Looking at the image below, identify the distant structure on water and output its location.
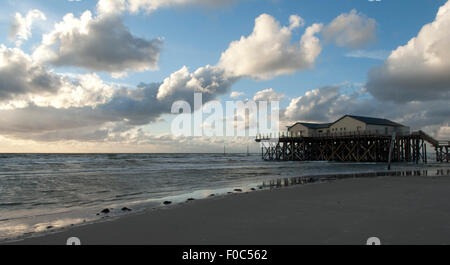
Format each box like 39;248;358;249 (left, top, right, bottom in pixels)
256;115;449;164
287;115;410;137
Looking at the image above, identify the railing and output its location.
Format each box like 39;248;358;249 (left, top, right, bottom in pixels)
439;141;450;146
413;130;450;147
256;130;408;140
413;130;439;146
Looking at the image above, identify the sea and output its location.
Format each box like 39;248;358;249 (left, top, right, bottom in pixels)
0;153;447;241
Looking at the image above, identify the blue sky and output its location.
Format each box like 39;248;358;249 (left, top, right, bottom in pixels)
2;0;443;93
0;0;449;152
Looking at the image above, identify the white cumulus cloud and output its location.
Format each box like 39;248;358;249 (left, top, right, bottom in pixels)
218;14;323;80
156;65;236;103
253;88;284;102
323;9;376;49
33;11;162;77
0;13;325;143
366;0;450;102
289;14;305;30
230;91;245;98
9;10;46;47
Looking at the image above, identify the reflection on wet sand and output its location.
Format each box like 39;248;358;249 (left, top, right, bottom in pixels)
261;168;450;189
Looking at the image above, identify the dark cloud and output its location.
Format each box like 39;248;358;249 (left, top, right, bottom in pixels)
0;68;235;141
0;46;62;100
366;63;450;103
0;13;323;143
97;0;238;15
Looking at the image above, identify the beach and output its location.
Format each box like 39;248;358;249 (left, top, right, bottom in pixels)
2;153;436;241
6;173;450;245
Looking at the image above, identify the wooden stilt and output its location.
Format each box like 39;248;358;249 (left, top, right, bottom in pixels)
257;131;449;164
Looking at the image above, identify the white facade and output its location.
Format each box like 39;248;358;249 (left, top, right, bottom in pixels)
288;123;314;137
288;115;410;137
329;116;365;134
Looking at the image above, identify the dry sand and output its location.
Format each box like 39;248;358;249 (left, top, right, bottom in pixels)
5;175;450;245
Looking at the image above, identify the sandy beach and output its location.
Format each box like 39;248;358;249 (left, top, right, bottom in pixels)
4;173;450;245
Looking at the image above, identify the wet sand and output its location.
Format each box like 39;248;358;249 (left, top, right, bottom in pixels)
5;174;450;245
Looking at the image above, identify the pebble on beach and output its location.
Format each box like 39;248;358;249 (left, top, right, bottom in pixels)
187;198;195;202
122;207;132;212
46;226;53;230
234;189;243;192
163;201;172;205
101;208;110;214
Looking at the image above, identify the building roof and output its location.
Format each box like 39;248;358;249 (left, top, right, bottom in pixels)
288;115;406;130
341;115;406;127
288;122;332;129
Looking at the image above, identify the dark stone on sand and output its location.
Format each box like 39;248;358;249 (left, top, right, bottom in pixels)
187;198;195;202
209;194;215;197
251;188;256;191
234;189;243;192
101;208;110;214
46;226;53;230
163;201;172;205
122;207;132;212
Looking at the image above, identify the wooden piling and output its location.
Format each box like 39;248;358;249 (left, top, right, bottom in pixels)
257;131;449;163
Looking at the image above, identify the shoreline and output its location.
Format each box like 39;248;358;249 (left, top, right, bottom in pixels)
1;160;447;242
0;167;442;242
4;167;450;245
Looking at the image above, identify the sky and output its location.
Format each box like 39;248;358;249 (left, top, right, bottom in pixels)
0;0;449;153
